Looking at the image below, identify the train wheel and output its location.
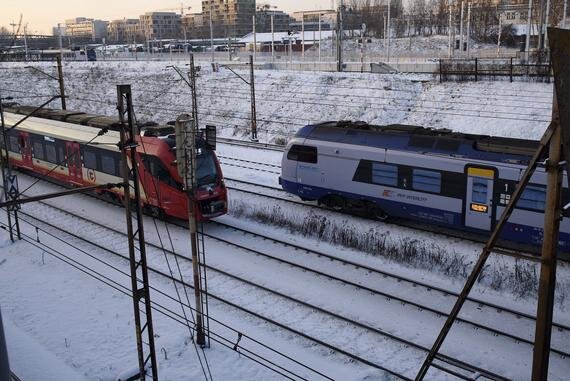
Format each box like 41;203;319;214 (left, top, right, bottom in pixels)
322;195;346;211
148;205;165;219
372;207;389;221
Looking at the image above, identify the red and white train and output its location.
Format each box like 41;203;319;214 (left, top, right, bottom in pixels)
2;106;227;221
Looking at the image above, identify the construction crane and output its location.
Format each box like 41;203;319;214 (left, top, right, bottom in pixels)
156;2;192;15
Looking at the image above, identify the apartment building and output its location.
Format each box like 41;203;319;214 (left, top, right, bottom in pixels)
107;19;139;43
65;17;108;40
202;0;255;38
138;12;182;40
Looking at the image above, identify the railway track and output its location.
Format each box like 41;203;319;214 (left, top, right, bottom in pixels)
7;177;569;380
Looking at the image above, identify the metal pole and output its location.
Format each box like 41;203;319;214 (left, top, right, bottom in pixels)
319;13;322;62
302;13;305;60
538;0;545;50
387;0;391;62
271;14;274;62
117;84;159;381
497;14;502;57
460;2;464;55
526;0;533;62
448;5;452;58
58;23;63;57
189;56;206;346
249;55;257;141
23;26;28;61
0;93;15;242
544;0;551;48
337;0;343;72
562;0;568;28
253;14;256;61
531;88;562;381
467;2;471;58
56;55;66;110
0;308;11;381
210;10;214;63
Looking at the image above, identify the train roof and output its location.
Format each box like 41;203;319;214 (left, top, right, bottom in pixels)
296;121;542;164
4;112;121;150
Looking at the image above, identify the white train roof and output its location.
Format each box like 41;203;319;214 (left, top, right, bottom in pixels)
4;112;121;151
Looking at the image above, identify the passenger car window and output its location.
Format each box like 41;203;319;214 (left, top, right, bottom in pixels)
45;143;57;164
412;169;441;193
101;155;116;176
83;150;97;169
287;145;318;164
33;141;45;160
517;185;546;211
372;163;398;186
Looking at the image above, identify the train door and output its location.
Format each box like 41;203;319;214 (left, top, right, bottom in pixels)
465;166;495;231
66;142;82;182
19;132;32;167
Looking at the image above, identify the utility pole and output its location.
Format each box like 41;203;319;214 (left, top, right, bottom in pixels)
56;54;66;110
448;4;452;58
562;0;568;28
0;93;21;242
116;84;159;381
58;23;63;57
23;25;28;61
531;88;561;381
460;2;464;55
467;3;471;58
209;9;214;63
337;0;344;72
271;13;275;62
526;0;533;62
538;0;545;50
249;55;258;141
301;12;305;60
253;14;257;61
497;13;502;57
318;13;322;62
387;0;391;62
544;0;551;48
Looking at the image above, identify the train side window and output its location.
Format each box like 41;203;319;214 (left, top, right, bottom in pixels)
101;155;117;176
472;178;488;203
372;163;398;187
287;145;318;163
9;136;19;153
33;141;45;160
517;185;546;211
57;146;66;165
83;150;97;169
412;169;441;193
45;143;57;164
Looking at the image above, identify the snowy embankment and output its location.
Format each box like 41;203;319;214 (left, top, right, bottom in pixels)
0;61;564;380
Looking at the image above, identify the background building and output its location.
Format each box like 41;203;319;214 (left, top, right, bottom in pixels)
255;9;292;33
107;19;139;43
138;12;181;40
290;10;336;32
65;17;108;41
202;0;256;38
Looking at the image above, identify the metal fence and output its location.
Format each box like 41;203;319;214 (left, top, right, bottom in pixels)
439;57;552;83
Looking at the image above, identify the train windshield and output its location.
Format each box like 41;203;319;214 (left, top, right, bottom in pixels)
196;151;218;186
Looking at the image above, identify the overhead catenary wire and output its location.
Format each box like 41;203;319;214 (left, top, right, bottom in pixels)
0;220;307;381
1;201;332;381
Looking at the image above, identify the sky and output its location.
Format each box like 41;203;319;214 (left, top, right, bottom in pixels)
1;0;335;35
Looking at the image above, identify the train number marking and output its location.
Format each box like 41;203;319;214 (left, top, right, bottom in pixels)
87;169;96;182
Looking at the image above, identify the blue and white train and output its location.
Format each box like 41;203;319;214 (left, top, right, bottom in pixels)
279;121;570;251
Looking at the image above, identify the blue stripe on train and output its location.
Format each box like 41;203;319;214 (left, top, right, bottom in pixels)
280;178;570;251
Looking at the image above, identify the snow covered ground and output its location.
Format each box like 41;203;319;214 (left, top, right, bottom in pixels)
0;59;566;380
